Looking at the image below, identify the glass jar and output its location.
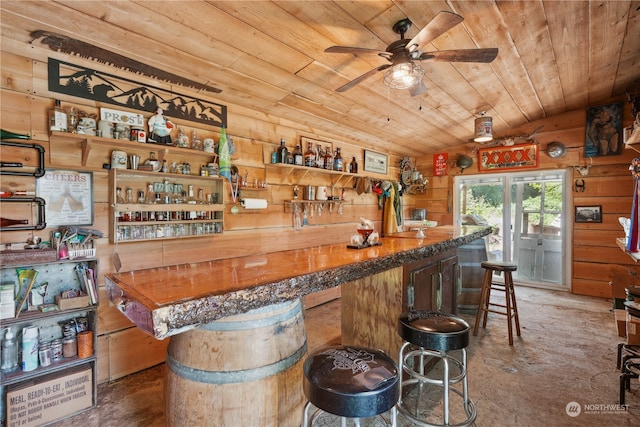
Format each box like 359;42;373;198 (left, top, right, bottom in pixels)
62;336;77;358
115;187;125;204
51;339;63;361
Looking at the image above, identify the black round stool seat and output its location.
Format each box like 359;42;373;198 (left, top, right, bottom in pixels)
303;345;399;418
481;261;518;272
398;311;470;351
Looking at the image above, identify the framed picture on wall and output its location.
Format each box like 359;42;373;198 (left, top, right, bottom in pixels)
363;150;388;174
36;169;94;226
585;102;623;157
575;205;602;223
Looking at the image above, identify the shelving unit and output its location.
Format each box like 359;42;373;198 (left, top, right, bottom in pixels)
109;169;224;243
0;257;99;426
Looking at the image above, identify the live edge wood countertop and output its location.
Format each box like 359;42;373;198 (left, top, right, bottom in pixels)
104;225;491;339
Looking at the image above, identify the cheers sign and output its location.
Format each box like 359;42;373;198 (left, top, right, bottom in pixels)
478;143;538;172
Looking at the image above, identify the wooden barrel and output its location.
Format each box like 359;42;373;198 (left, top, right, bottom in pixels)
457;238;488;314
165;299;307;427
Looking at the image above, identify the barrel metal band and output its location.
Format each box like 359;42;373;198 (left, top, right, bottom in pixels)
167;341;307;384
199;299;302;331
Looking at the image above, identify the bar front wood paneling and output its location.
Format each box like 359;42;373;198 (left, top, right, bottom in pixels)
104;225;491;339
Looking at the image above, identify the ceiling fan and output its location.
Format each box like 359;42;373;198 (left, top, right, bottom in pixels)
325;11;498;96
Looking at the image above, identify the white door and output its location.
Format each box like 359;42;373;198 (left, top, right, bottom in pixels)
454;170;569;290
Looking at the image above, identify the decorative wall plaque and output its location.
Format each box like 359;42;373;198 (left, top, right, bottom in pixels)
48;58;227;128
478;143;538;172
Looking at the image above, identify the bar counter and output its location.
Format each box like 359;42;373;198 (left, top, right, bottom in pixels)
104;225;491;339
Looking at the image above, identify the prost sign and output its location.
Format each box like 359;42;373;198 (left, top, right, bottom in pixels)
478;143;538;172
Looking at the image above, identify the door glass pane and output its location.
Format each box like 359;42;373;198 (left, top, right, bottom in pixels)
511;175;564;285
455;171;567;290
457;178;504;262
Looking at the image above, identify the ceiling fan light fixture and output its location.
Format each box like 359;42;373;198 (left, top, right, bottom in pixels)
473;114;493;143
383;62;425;90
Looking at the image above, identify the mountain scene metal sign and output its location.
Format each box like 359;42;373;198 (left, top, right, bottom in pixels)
48;58;227;128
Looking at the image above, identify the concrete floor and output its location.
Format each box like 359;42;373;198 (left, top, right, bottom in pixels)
50;286;640;427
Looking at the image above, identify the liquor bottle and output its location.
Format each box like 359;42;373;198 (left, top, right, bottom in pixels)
350;157;358;174
0;218;29;227
277;138;289;164
49;99;68;132
0;129;30;140
304;141;316;167
67;106;78;133
293;144;303;166
333;147;343;171
324;145;333;170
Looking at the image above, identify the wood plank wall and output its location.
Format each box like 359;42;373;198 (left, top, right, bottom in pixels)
413;106;639;300
0;51;414;383
2;47;637;383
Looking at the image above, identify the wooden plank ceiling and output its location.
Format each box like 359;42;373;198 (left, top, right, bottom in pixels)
1;0;639;157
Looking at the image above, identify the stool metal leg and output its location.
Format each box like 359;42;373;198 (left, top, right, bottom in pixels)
618;343;625;370
462;348;471;414
442;351;450;425
303;401;313;427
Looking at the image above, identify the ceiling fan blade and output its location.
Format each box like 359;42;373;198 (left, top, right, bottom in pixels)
409;80;428;97
335;64;391;92
325;46;387;55
418;48;499;63
407;11;464;52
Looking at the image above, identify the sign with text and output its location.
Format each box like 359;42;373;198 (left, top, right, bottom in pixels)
433;152;448;176
6;366;93;427
478;143;539;172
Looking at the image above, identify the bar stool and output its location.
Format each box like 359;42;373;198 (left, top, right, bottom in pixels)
620;357;640;405
302;345;399;427
617;343;640;371
397;311;476;427
473;261;521;345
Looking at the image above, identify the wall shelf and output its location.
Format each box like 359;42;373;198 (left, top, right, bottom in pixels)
265;163;357;187
617;237;640;262
50;132;217;166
